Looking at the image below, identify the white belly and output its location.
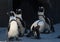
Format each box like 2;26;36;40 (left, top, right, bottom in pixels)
31;20;45;32
8;21;19;38
38;21;45;32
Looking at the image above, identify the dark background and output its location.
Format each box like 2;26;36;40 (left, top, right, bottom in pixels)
0;0;12;27
0;0;60;27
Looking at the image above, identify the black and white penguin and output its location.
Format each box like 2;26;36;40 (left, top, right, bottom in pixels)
15;9;25;37
26;7;51;39
7;11;19;40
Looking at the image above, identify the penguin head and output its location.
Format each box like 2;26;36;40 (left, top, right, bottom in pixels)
16;9;22;14
6;11;15;17
38;6;45;16
38;6;44;12
9;11;15;17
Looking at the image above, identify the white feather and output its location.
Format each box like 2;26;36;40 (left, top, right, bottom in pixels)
31;20;45;32
31;20;50;32
8;16;18;38
15;14;23;20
